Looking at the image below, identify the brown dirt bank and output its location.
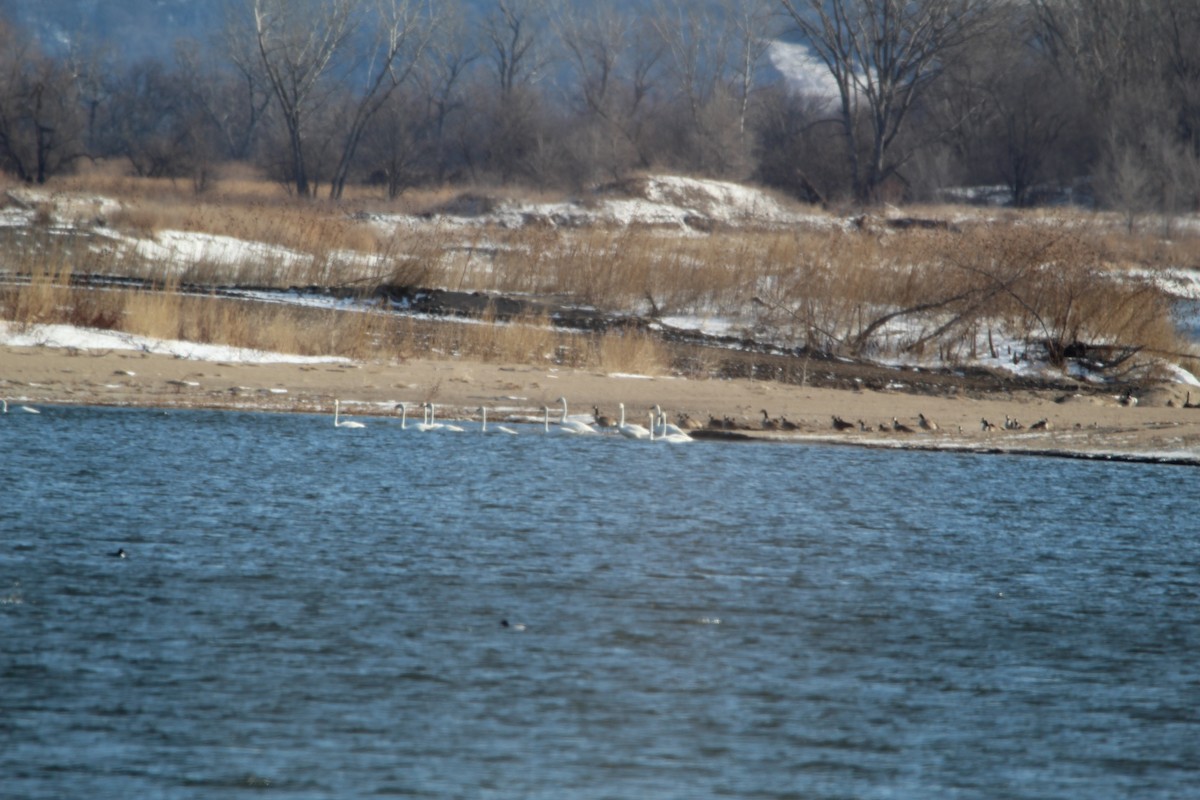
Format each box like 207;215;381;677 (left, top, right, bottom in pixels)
5;343;1200;466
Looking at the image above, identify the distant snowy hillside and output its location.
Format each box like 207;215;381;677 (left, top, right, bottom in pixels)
767;40;840;102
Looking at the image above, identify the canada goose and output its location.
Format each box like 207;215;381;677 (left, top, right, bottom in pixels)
760;410;780;430
678;413;703;430
593;406;615;429
877;420;892;432
110;548;127;558
1004;415;1023;430
832;415;855;431
1119;390;1138;407
981;417;998;432
779;416;799;431
892;417;915;433
1029;418;1051;431
857;419;875;432
918;413;939;432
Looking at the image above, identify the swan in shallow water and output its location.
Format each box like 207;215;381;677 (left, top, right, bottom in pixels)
333;400;366;428
542;405;582;434
414;403;441;432
428;403;465;432
2;399;38;414
557;397;599;434
394;403;410;429
617;403;650;439
479;406;518;435
653;405;688;437
656;410;693;443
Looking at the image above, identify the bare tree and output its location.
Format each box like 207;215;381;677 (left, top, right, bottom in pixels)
416;6;480;184
0;23;87;183
930;7;1085;206
555;3;663;180
477;0;555;182
483;0;552;100
326;0;439;199
778;0;993;203
204;17;276;162
1036;0;1200;220
251;0;354;196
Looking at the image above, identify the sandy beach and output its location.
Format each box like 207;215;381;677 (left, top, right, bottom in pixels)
5;343;1200;465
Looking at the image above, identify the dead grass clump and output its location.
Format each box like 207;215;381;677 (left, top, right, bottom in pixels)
107;206;165;237
4;262;74;326
593;325;668;374
121;282;184;341
420;307;560;365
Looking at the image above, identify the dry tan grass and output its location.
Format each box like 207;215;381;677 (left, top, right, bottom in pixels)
5;171;1196;379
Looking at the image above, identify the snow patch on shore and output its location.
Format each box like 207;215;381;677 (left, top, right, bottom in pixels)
0;321;351;365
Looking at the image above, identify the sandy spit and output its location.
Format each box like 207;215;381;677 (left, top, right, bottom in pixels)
5;344;1200;466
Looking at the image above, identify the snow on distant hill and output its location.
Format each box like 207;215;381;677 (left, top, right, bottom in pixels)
766;40;840;103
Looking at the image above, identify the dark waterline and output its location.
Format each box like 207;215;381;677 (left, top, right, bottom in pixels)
2;406;1197;799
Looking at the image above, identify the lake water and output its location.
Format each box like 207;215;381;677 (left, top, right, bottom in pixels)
2;406;1198;799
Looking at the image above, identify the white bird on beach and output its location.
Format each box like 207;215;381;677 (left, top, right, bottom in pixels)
617;403;650;440
479;406;518;435
333;400;365;428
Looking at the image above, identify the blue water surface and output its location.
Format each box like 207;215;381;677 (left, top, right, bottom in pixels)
2;405;1197;799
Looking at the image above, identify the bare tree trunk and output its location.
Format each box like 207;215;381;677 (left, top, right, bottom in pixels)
779;0;993;204
327;0;438;200
252;0;352;197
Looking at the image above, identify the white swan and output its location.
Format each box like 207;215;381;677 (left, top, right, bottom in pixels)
617;403;650;439
428;403;465;432
479;406;518;435
656;410;693;443
543;405;579;434
333;400;365;428
557;397;599;434
4;399;38;414
653;405;688;437
394;402;411;430
415;402;441;432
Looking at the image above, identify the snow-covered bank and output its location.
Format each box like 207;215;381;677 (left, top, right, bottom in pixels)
0;321;350;365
